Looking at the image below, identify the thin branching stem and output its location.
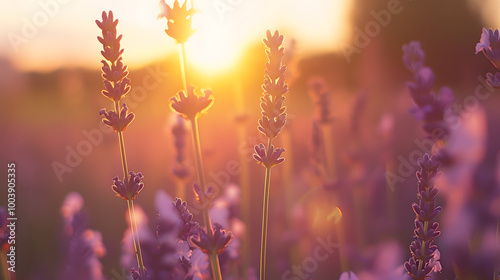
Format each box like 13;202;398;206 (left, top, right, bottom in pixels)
260;137;273;280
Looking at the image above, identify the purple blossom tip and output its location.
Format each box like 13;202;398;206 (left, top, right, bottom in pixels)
402;41;425;73
253;144;285;168
111;171;144;200
193;183;216;206
159;0;198;44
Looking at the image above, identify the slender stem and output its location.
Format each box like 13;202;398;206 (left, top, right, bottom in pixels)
260;138;273;280
114;100;145;275
209;253;223;280
190;118;223;280
176;179;186;200
127;200;146;275
178;43;189;96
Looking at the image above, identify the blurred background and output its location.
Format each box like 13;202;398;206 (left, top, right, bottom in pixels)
1;0;500;279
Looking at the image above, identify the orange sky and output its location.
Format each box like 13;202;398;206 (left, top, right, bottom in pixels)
1;0;352;74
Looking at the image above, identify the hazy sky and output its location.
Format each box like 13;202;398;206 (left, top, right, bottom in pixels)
1;0;351;73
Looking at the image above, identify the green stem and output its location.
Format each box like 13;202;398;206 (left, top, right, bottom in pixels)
190;118;223;280
260;137;273;280
178;43;189;96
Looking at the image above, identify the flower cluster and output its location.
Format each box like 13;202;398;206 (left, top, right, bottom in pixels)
158;0;198;44
111;172;145;200
253;143;285;168
404;154;442;280
170;87;214;120
189;223;234;255
402;41;454;140
476;28;500;88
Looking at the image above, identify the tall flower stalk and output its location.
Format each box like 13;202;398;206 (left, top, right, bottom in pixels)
160;1;232;279
253;30;288;280
96;11;146;277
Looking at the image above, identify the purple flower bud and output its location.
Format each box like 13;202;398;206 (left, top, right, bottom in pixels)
476;28;500;69
402;41;425;73
158;0;199;44
253;143;285;168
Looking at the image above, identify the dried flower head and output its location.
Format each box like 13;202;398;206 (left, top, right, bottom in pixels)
100;104;135;132
193;182;215;206
158;0;198;44
189;223;233;255
476;28;500;69
170;87;214;120
111;171;145;200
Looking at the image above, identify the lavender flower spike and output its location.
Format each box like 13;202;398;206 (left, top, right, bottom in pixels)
404;154;442;280
476;28;500;69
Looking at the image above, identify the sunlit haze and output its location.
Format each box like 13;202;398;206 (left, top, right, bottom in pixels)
1;0;351;74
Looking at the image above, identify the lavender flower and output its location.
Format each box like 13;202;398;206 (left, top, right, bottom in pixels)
111;171;145;200
193;182;215;206
404;154;442;280
476;28;500;69
189;223;233;255
158;0;198;44
99;103;135;132
170;88;214;120
253;143;285;168
173;198;200;241
60;193;106;280
402;41;454;139
402;41;425;74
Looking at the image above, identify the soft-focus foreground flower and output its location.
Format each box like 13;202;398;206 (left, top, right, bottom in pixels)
111;172;145;200
170;88;214;120
404;154;442;280
158;0;198;44
402;41;425;74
